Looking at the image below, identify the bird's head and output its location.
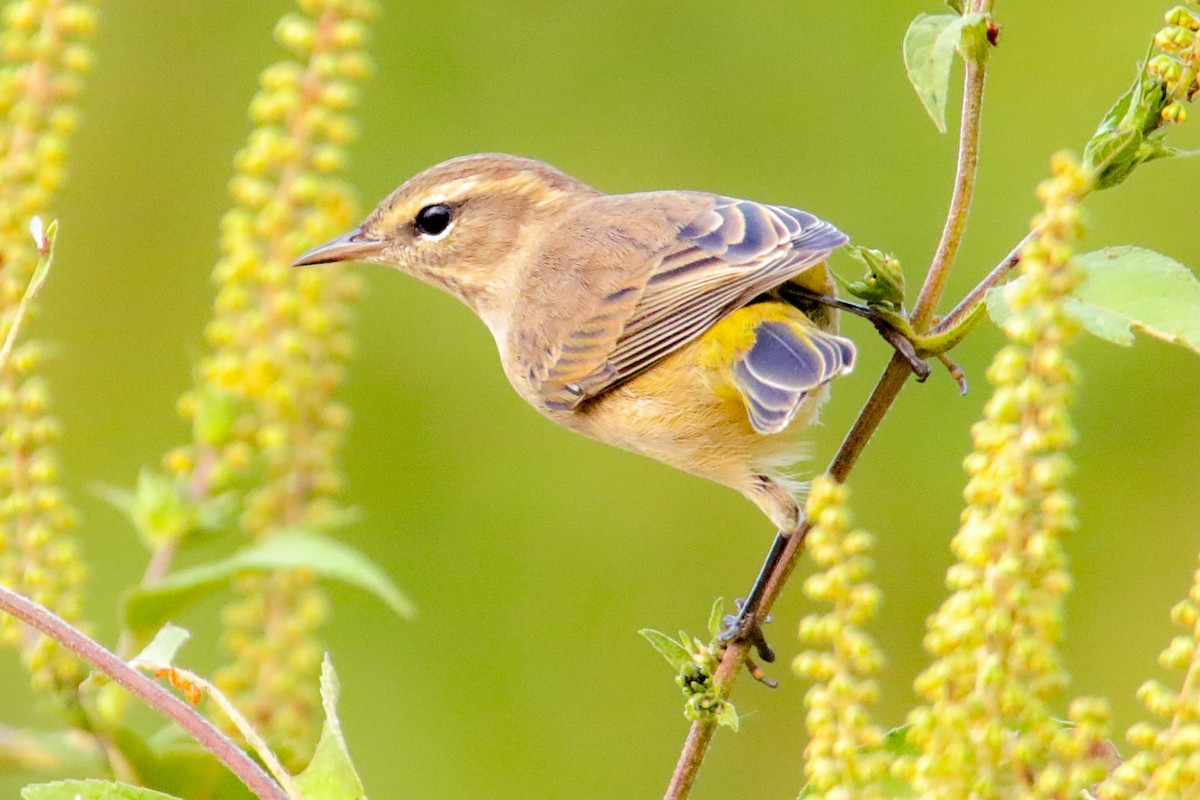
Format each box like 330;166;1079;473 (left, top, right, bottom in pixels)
293;153;597;315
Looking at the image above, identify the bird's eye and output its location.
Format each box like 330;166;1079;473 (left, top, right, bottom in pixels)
415;204;453;237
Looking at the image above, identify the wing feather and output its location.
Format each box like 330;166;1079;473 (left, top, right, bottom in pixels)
521;193;848;410
734;320;856;434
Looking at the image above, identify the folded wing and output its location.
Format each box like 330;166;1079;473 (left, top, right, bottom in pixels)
526;194;849;410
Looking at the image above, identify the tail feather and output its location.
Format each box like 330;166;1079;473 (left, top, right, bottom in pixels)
732;319;855;434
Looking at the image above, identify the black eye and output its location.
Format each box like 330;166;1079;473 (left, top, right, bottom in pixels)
415;204;453;236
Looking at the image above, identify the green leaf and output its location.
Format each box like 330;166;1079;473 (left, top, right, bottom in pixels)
902;13;969;132
123;529;415;636
713;700;739;732
295;657;366;800
92;483;135;517
706;597;726;638
92;476;234;549
879;775;918;798
1070;247;1200;353
883;724;919;757
131;623;191;669
22;780;182;800
987;247;1200;356
191;387;240;446
112;727;253;800
638;629;694;673
1140;142;1200;163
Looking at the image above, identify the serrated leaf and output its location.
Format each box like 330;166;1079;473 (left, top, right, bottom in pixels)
987;247;1200;356
130;623;191;669
638;629;694;673
295;657;366;800
123;530;415;636
903;13;969;132
22;780;182;800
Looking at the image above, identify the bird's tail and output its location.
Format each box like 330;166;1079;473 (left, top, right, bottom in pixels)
702;303;855;435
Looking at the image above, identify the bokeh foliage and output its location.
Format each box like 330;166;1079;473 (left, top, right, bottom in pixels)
0;1;1197;799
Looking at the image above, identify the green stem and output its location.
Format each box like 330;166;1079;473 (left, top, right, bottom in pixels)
0;218;56;375
913;300;988;356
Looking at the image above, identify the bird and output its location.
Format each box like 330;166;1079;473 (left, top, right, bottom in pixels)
294;153;856;656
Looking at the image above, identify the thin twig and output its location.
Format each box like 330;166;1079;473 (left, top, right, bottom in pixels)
0;217;56;375
664;3;996;795
0;585;290;800
932;229;1031;335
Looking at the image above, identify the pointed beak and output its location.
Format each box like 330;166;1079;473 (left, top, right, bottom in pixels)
292;226;385;267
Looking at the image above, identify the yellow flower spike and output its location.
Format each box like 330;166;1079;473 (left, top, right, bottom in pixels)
901;154;1113;798
0;0;98;695
1102;543;1200;797
794;475;887;799
128;0;379;767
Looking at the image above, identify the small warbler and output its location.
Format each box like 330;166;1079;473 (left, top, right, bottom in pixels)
295;153;855;653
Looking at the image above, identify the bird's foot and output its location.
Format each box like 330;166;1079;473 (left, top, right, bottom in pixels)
717;598;776;665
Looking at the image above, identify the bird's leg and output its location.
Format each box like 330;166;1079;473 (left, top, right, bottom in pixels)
716;531;788;663
784;288;931;379
743;657;778;689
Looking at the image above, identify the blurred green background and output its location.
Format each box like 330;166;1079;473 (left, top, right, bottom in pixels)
2;1;1198;797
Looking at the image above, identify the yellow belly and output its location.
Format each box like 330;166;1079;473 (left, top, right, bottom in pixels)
565;301;831;528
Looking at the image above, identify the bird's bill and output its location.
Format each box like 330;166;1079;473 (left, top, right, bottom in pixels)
292;226;384;266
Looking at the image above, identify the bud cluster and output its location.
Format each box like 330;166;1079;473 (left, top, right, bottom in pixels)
1149;4;1200;123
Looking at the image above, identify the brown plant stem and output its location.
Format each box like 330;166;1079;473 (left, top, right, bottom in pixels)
664;3;995;795
911;24;990;329
0;585;290;800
